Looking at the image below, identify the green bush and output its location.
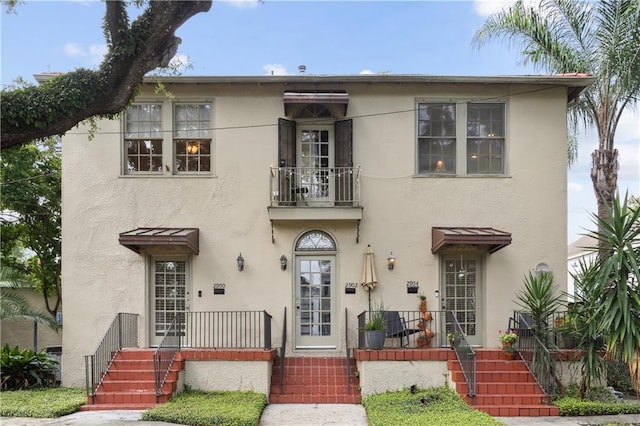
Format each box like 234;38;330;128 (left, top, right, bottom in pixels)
141;389;267;426
556;397;640;416
607;361;636;395
0;387;85;417
0;344;58;390
363;386;504;426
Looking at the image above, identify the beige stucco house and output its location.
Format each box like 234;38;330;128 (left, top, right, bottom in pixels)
58;74;593;402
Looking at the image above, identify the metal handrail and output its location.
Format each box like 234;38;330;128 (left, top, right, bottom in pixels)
279;307;287;389
447;311;476;397
84;313;138;400
509;311;558;400
182;311;272;348
269;166;361;207
153;316;181;399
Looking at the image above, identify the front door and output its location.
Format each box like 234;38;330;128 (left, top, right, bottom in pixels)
441;255;483;346
298;126;333;205
295;256;336;348
150;258;190;346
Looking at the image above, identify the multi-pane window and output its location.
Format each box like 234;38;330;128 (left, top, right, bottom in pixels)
467;103;505;174
416;101;506;175
417;103;456;174
174;104;212;173
123;101;213;176
124;104;163;174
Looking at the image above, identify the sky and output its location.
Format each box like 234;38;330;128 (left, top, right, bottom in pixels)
1;0;638;245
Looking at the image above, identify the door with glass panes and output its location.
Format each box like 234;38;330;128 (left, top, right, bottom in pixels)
441;255;483;346
150;258;190;346
293;231;337;349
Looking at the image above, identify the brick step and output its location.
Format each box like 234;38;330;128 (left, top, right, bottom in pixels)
451;370;535;383
473;405;560;417
268;394;362;404
115;349;157;360
99;380;177;394
276;357;353;367
464;394;549;405
109;359;155;370
448;359;528;372
104;369;180;381
80;402;158;411
274;376;358;386
91;390;167;405
270;384;355;395
475;382;545;395
472;349;523;361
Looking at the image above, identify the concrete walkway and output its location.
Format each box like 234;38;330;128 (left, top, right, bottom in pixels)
2;407;640;426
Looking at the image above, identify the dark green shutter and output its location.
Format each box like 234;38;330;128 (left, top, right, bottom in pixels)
334;119;353;205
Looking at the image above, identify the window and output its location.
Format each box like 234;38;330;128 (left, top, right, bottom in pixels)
123;101;213;176
467;103;505;174
174;104;212;173
417;103;456;174
125;104;163;173
417;101;506;175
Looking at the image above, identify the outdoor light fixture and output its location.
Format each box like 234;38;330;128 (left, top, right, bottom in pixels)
280;255;288;271
237;253;244;271
387;252;396;270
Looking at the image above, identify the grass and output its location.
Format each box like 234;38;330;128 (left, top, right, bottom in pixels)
141;390;267;426
0;387;85;418
363;386;505;426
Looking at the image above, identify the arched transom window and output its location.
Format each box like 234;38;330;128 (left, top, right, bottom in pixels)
295;231;336;251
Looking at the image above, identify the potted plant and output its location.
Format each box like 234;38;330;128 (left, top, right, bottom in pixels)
499;329;518;359
447;331;456;348
365;302;386;349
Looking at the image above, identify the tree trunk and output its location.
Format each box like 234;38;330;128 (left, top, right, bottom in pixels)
590;148;618;247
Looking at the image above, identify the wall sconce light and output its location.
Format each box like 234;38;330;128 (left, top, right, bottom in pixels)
434;289;440;299
280;255;288;271
387;252;396;270
534;262;551;275
236;253;244;271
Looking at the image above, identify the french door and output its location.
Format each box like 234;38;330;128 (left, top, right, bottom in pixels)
298;126;333;205
295;256;336;348
442;255;483;346
150;258;190;346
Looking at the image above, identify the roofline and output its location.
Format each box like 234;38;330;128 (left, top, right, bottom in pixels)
33;72;594;103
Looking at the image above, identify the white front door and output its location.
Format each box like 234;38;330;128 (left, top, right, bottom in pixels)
298;126;334;205
441;255;483;346
295;256;336;348
150;258;190;346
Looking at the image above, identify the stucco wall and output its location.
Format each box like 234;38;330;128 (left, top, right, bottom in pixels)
61;77;574;386
0;288;61;351
357;360;449;395
183;361;271;394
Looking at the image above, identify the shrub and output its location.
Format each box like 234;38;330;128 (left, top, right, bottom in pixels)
0;344;58;391
607;360;636;395
556;397;640;416
0;388;85;417
363;386;503;426
142;389;267;426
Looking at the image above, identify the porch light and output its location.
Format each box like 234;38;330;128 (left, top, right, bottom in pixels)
387;252;396;270
280;255;288;270
237;253;244;271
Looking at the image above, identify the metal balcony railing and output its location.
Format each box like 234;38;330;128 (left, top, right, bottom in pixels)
182;311;272;349
269;166;361;207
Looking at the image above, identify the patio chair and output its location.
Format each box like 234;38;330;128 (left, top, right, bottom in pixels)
384;311;421;347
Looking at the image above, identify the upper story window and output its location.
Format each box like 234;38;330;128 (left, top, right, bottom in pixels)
125;104;163;173
417;101;506;176
123;101;213;176
174;104;212;173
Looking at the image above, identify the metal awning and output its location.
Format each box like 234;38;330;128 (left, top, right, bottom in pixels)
431;227;512;254
283;91;349;117
119;228;199;255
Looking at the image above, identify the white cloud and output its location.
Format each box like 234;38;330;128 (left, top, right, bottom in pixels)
63;42;107;65
568;182;583;192
359;69;374;75
263;64;288;76
473;0;515;17
221;0;261;9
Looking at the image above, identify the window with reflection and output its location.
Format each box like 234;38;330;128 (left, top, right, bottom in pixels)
124;104;163;174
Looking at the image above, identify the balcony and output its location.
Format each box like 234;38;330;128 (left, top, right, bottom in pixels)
268;166;363;222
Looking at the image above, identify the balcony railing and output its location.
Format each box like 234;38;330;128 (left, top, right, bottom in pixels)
182;311;272;349
269;166;361;207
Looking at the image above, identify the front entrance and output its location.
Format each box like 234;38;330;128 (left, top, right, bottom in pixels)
150;258;190;346
441;254;483;346
293;231;337;349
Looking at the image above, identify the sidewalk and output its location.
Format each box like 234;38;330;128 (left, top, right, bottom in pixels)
2;407;640;426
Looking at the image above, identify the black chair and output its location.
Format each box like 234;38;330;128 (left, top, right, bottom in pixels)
384;311;421;347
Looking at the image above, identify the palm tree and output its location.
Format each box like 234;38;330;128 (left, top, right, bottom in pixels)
0;266;60;330
474;0;640;231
